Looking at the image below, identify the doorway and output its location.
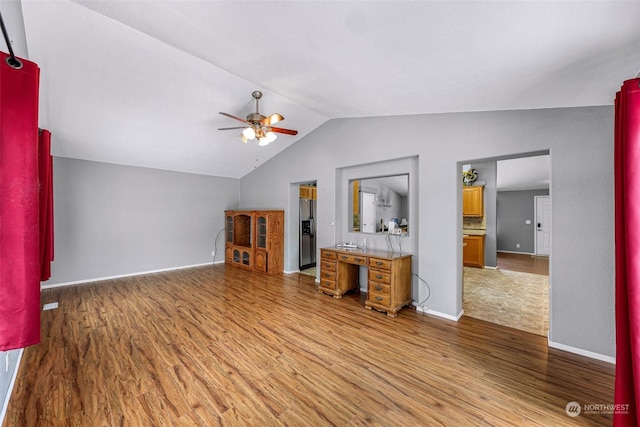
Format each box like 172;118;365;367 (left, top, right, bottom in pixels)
462;153;550;337
299;182;317;276
360;191;376;233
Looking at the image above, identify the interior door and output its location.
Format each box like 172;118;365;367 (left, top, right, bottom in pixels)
361;192;376;233
535;196;550;255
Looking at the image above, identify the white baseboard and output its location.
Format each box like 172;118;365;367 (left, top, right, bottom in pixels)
415;305;463;321
548;340;615;364
497;250;535;255
0;348;24;427
41;262;214;290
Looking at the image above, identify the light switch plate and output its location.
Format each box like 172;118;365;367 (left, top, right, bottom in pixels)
525;220;531;224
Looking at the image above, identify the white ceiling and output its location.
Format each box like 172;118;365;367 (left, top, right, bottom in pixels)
17;1;640;178
497;155;550;191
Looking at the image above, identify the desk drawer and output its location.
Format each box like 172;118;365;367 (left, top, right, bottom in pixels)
320;279;336;290
368;293;391;307
321;250;337;260
320;260;336;272
369;268;391;284
369;257;392;270
320;270;336;282
337;253;368;266
369;282;390;295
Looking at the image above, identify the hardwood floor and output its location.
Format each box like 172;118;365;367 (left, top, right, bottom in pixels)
497;252;549;275
5;265;614;426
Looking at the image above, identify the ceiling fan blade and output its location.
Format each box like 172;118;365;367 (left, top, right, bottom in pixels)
270;127;298;136
261;113;284;126
219;111;250;124
218;126;247;130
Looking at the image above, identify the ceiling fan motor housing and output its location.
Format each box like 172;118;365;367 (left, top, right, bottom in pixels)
246;112;266;124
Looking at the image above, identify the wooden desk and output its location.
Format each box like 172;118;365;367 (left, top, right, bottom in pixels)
319;247;413;317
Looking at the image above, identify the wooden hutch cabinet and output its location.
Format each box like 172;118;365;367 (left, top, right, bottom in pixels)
225;210;284;275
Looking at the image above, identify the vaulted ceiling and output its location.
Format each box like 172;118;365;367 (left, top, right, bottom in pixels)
17;1;640;178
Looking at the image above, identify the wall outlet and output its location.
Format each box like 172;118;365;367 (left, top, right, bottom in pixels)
525;220;531;225
211;251;216;257
516;243;520;248
43;302;58;311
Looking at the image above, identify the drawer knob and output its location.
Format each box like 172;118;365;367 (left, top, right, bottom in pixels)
376;274;384;279
375;261;383;266
355;257;362;262
376;296;383;301
324;273;330;277
341;255;348;260
375;285;383;291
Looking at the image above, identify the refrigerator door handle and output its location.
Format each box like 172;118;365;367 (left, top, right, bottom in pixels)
310;217;315;237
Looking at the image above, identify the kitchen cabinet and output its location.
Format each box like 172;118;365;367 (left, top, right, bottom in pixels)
225;210;284;274
299;185;317;200
463;186;484;217
463;234;485;268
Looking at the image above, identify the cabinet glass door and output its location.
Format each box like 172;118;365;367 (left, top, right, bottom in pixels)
257;216;267;249
226;216;233;243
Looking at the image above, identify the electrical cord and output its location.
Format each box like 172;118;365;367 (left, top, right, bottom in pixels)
385;233;406;254
414;273;431;313
212;227;225;262
384;234;428;311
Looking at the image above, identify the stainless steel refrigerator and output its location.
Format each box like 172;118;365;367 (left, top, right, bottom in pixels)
299;198;316;270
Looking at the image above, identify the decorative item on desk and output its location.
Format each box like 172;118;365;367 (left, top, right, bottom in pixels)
399;218;408;232
389;218;398;233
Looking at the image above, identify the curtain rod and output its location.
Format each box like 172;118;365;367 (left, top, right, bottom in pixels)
0;10;21;69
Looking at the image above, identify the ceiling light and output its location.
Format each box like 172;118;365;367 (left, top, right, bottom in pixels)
258;132;277;146
242;127;256;140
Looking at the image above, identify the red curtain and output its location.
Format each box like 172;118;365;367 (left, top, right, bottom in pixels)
38;129;54;281
0;52;41;351
614;78;640;426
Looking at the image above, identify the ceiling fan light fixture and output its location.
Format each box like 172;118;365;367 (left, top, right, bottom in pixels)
242;127;256;140
219;91;297;147
259;132;277;146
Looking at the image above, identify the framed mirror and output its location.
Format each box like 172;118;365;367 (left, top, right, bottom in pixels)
349;174;409;234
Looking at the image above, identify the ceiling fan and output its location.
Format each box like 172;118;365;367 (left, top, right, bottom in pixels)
218;91;298;146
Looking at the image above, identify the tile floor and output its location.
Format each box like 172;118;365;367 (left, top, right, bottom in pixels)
463;254;549;336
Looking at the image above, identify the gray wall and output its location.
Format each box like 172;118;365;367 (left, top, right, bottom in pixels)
239;106;615;359
497;189;550;253
46;157;239;285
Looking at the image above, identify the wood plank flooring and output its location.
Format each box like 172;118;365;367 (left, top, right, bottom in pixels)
497;252;549;275
5;264;614;426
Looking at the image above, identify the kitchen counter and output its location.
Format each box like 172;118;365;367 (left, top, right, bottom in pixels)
463;229;486;236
